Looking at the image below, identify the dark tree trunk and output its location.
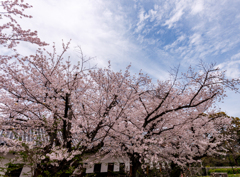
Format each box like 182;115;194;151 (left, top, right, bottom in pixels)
129;153;146;177
33;165;42;177
170;162;182;177
233;155;239;166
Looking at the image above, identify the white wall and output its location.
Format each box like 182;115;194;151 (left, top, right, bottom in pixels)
83;156;130;174
101;162;108;173
20;166;31;177
85;165;94;173
0;153;130;176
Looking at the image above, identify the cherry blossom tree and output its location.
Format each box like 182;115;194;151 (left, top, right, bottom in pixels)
0;45;239;177
0;42;150;176
0;1;239;177
0;1;138;176
0;0;47;48
101;63;239;177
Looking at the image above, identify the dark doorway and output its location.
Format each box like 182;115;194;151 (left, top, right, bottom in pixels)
94;163;101;173
107;163;114;176
94;163;101;177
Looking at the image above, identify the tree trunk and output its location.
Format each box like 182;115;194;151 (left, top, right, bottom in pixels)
33;165;42;177
170;162;182;177
233;155;239;166
130;153;146;177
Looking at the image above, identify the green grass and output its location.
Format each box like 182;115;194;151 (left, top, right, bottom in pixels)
207;168;240;175
199;174;240;177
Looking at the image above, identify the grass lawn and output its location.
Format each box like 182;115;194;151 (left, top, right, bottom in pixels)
199;175;240;177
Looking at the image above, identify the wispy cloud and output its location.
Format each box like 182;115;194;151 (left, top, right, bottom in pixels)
164;8;184;28
6;0;240;117
231;52;240;60
217;60;240;79
190;0;204;15
135;8;150;33
129;0;240;66
20;0;138;70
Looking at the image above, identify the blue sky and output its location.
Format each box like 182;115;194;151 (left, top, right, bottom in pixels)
14;0;240;117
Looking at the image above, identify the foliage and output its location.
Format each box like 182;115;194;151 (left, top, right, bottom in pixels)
223;116;240;166
202;155;230;167
4;163;24;177
202;115;240;168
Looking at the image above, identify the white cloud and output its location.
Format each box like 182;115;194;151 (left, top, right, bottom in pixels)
13;0;170;80
164;35;186;50
154;0;240;65
217;60;240;78
1;0;240;117
163;0;192;28
191;0;204;15
103;9;113;18
164;9;184;28
18;0;135;70
135;8;150;33
149;9;157;22
231;52;240;60
189;33;202;45
217;90;240;117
